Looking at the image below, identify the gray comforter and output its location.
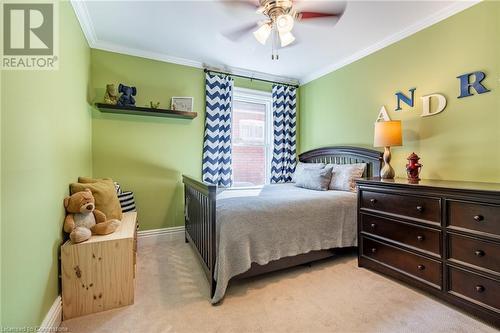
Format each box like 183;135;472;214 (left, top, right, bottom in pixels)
212;183;357;303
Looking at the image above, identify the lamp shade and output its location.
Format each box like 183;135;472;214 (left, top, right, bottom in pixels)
374;121;402;147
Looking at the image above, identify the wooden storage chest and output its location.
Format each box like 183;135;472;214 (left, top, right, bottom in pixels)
61;211;137;319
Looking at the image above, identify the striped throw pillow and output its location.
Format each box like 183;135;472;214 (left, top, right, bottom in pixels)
118;191;136;213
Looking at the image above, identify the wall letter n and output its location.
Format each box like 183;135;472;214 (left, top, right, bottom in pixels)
395;88;416;111
457;71;490;98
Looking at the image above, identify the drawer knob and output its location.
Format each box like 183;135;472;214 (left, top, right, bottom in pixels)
475;285;485;293
417;264;425;271
417;235;425;242
474;250;485;257
370;198;377;205
371;247;377;254
416;205;424;212
370;223;377;229
473;215;484;222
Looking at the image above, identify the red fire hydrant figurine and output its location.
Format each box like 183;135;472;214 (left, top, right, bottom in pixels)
406;152;423;182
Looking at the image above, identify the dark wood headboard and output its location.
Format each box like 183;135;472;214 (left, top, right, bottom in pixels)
298;146;383;178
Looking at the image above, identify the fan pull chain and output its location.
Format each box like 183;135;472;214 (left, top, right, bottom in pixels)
271;25;275;60
271;24;279;60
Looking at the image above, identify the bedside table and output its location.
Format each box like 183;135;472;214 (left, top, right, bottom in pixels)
356;177;500;327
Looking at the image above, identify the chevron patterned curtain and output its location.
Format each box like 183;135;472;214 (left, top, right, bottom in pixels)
270;84;297;183
202;73;234;187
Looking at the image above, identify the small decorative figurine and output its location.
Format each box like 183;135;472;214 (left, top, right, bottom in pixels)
117;83;137;106
103;84;118;105
406;152;423;182
150;101;160;109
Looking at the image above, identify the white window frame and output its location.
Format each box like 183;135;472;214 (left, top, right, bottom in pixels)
239;119;265;142
231;87;273;188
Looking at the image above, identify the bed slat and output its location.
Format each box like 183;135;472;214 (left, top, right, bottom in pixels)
183;176;217;297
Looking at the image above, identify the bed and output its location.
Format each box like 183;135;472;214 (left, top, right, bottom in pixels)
183;146;382;303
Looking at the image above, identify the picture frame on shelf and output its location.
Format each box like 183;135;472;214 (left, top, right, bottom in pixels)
171;97;194;112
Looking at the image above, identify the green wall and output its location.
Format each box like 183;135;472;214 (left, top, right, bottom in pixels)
299;1;500;182
0;54;3;327
1;3;92;327
91;50;274;230
2;2;496;327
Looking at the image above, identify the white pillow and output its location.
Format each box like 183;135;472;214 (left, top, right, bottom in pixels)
295;166;333;191
292;162;325;182
327;163;367;192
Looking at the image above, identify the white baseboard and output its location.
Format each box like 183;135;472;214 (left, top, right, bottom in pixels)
137;226;185;247
39;295;62;330
137;225;184;238
38;229;183;328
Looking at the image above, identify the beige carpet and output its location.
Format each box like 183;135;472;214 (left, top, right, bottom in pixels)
62;235;497;333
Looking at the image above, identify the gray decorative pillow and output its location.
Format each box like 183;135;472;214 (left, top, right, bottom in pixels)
295;166;333;191
327;163;367;192
292;162;325;182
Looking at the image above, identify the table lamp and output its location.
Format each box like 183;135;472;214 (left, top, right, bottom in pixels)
374;120;402;179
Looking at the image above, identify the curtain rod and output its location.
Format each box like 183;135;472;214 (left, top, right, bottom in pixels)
204;68;299;89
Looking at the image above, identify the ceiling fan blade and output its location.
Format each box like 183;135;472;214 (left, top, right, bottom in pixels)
222;22;259;41
298;11;341;20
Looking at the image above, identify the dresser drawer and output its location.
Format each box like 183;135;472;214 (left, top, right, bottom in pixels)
360;190;441;224
449;233;500;274
449;266;500;312
362;237;441;286
361;214;441;255
448;200;500;237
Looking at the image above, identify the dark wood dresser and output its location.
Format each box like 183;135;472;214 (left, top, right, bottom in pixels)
356;178;500;327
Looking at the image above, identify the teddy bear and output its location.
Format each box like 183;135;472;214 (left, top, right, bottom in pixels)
63;189;121;243
103;83;118;105
117;83;137;106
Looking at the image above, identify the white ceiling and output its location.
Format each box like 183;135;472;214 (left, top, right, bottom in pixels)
73;0;478;84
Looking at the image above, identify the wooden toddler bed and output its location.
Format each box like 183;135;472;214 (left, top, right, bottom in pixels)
183;146;382;302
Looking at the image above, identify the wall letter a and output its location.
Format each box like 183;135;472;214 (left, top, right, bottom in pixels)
395;88;416;111
375;106;391;122
457;71;490;98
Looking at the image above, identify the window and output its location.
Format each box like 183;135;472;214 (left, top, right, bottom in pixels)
231;88;272;187
239;119;265;142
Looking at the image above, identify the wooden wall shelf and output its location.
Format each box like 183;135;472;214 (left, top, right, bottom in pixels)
95;103;197;119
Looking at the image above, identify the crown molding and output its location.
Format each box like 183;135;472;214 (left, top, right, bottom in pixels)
72;0;479;87
71;0;97;46
205;65;299;86
92;39;205;69
92;39;299;85
70;1;299;85
300;0;481;84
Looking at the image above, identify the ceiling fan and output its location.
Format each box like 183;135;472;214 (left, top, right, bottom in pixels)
223;0;345;59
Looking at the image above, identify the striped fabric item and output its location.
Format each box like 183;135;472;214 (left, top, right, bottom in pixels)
118;191;136;213
202;73;234;187
270;84;297;183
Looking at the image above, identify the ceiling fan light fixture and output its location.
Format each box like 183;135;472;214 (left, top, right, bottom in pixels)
279;30;295;47
253;23;272;45
276;14;294;33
